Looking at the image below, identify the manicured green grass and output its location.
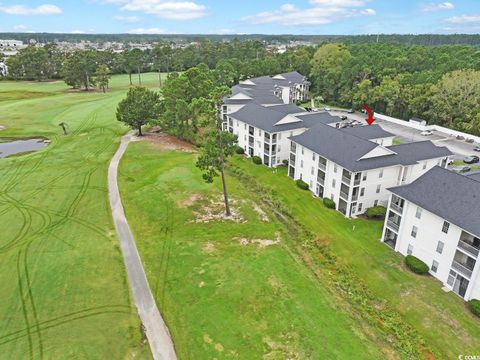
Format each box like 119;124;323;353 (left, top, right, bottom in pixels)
119;142;429;359
230;156;480;359
0;73;165;359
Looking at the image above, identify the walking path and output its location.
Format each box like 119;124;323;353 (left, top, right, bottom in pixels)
108;133;177;360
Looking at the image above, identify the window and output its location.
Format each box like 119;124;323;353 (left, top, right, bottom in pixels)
278;133;282;140
236;121;239;127
411;225;418;238
300;160;303;168
415;207;422;219
436;241;444;254
244;135;246;141
379;169;383;178
301;147;304;155
374;200;378;206
431;260;439;273
360;188;365;197
362;173;367;181
258;129;262;136
309;180;313;188
334;164;338;173
311;167;314;175
358;203;363;212
407;244;413;255
244;124;246;130
277;145;281;152
442;221;450;234
332;179;336;188
376;185;381;194
312;153;316;161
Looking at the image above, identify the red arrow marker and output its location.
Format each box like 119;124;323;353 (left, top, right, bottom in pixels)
361;104;375;125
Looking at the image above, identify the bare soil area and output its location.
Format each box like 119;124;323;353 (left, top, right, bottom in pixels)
138;130;196;152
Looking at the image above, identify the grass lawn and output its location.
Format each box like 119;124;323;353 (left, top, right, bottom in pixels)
119;140;456;359
230;156;480;359
0;72;165;359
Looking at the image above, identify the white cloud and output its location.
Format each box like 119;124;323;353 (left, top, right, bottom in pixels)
128;27;169;34
446;14;480;24
208;28;236;34
106;0;207;20
13;24;29;31
0;4;62;16
242;1;375;26
422;2;454;12
114;15;141;22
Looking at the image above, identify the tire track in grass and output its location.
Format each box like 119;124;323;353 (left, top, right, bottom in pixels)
16;250;34;360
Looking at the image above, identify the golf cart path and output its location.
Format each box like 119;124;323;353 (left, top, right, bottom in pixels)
108;133;177;360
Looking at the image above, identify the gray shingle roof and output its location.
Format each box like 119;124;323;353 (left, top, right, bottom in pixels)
228;103;336;133
389;166;480;238
340;124;394;140
290;123;452;172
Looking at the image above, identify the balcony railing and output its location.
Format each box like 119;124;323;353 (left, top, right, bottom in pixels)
317;177;325;186
353;178;361;186
390;203;404;214
352;193;359;201
340;191;349;201
318;163;326;171
387;220;400;232
458;240;480;258
342;176;351;185
452;260;473;278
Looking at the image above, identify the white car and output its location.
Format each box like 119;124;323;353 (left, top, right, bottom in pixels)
420;130;433;136
324;107;331;111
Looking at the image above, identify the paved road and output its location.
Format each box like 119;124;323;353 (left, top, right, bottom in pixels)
108;133;177;360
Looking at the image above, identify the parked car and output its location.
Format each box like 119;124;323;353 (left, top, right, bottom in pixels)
463;155;480;164
453;165;471;173
341;115;348;120
420;130;433;136
474;146;480;152
324;107;331;111
347;109;355;113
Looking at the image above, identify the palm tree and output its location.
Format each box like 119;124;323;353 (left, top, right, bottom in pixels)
58;122;68;135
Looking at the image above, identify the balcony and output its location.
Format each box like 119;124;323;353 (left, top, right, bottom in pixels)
353;178;361;186
317;177;325;186
390;203;404;214
340;191;349;201
342;176;351;185
387;220;400;232
351;193;359;201
458;240;480;258
264;133;271;142
452;261;473;278
318;162;326;171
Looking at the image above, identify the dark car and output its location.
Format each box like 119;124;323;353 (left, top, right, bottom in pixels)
463;155;480;164
474;146;480;152
453;165;471;173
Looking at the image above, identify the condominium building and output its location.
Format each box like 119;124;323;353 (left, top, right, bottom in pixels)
289;123;452;217
381;167;480;300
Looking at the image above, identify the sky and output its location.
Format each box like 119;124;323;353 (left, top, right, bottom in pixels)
0;0;479;35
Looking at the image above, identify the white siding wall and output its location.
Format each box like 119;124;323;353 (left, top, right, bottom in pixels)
383;197;480;300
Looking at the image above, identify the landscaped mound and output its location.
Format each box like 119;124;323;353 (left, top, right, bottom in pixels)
365;206;387;219
468;299;480;318
405;255;429;275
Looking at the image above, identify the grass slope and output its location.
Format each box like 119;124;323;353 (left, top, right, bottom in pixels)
230;156;480;359
0;73;163;359
118;141;411;359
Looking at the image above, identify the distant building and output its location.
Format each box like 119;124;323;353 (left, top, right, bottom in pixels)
381;167;480;300
0;62;7;76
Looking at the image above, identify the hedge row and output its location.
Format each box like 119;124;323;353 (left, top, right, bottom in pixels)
405;255;429;274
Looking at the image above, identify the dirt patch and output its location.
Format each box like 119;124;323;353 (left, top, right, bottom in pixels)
0;125;5;131
191;197;244;223
235;234;281;248
244;199;269;222
178;193;203;208
202;241;216;254
138;131;196;152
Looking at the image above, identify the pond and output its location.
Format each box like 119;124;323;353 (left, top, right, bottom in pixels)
0;138;49;158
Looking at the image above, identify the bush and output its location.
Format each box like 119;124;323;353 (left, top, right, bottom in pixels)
365;206;387;219
405;255;429;275
468;299;480;317
282;159;289;166
234;145;244;154
323;198;336;209
296;179;309;190
252;156;262;165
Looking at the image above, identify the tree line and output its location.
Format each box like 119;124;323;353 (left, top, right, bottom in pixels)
310;43;480;135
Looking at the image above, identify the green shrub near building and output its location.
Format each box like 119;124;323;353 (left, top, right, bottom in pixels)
252;156;262;164
296;179;309;190
405;255;429;275
323;198;336;209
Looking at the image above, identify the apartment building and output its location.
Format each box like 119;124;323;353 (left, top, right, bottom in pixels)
226;103;342;167
289;123;452;217
381;167;480;300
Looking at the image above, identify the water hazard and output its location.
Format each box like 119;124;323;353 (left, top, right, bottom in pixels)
0;138;49;158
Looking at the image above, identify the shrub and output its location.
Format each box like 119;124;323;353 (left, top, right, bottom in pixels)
365;206;387;219
468;299;480;318
234;145;244;154
252;156;262;165
323;198;336;209
282;159;289;166
296;179;309;190
405;255;429;275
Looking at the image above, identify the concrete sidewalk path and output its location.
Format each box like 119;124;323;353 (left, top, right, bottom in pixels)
108;133;177;360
